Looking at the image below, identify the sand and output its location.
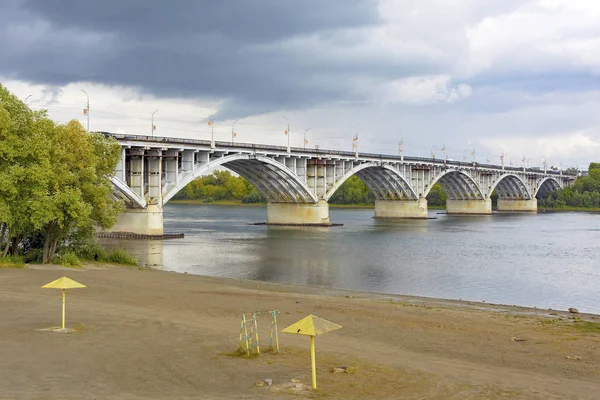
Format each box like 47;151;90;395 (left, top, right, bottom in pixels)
1;264;599;399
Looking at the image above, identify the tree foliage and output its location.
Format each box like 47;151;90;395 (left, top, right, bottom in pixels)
538;163;600;209
174;170;266;203
0;84;122;262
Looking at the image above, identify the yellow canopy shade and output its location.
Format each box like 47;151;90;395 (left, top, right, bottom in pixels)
41;276;86;289
282;314;342;337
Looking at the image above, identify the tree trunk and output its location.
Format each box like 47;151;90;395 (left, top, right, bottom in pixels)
0;223;6;249
43;224;52;264
48;227;64;264
2;238;10;258
11;236;18;256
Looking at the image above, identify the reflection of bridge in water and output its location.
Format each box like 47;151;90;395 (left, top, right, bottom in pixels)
104;133;575;235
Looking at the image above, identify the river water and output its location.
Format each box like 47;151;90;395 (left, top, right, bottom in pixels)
101;204;600;314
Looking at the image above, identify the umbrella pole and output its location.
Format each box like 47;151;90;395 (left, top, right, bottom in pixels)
62;289;66;329
310;335;317;389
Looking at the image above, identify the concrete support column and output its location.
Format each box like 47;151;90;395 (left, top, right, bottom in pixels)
129;154;144;199
446;198;492;215
164;152;178;189
374;198;428;219
497;198;537;212
106;205;164;235
147;150;162;205
267;200;330;225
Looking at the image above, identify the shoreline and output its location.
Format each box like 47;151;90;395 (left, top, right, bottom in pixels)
168;200;600;213
2;264;599;399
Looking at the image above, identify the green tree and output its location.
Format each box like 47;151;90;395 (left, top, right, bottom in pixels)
0;83;122;262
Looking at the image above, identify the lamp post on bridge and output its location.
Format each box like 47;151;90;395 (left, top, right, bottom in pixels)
439;138;446;162
398;136;404;162
430;145;437;159
353;132;359;158
304;128;311;150
81;90;90;132
151;109;158;137
24;94;32;105
207;107;215;149
500;150;505;170
542;155;547;173
232;118;239;143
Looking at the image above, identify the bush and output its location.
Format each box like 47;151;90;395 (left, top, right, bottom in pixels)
241;191;265;204
0;255;25;268
106;248;138;266
74;240;108;262
54;251;81;267
204;197;215;203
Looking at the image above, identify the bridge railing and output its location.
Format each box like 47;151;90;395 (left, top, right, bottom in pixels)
101;132;575;177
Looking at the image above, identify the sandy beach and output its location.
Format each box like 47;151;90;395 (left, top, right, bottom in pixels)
1;264;599;399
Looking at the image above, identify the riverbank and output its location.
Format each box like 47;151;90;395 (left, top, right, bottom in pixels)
1;264;599;399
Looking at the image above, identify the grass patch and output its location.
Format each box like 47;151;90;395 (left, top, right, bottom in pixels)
224;345;260;358
54;251;81;268
0;255;26;268
573;321;600;333
105;248;138;266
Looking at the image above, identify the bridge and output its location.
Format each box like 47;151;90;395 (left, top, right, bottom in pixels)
104;133;575;235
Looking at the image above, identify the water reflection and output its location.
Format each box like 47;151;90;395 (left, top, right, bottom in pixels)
100;204;600;314
100;238;164;268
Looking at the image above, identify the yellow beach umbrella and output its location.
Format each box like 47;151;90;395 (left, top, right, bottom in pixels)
41;277;86;329
282;314;342;389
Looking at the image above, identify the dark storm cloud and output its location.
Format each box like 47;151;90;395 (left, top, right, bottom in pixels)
0;0;388;119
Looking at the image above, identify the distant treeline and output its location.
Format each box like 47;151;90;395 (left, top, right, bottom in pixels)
173;172;447;206
173;171;266;203
538;163;600;209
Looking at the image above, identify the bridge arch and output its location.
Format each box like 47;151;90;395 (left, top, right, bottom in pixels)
488;174;532;200
162;153;319;205
423;169;485;200
535;176;562;198
324;163;418;201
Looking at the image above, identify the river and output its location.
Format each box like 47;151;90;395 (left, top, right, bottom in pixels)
101;204;600;314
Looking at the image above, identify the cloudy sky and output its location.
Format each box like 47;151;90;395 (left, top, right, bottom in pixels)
1;0;600;169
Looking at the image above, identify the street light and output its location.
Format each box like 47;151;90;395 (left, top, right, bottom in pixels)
462;148;470;161
24;94;32;104
439;138;446;161
232;118;239;143
81;90;89;132
151;109;158;137
304;128;311;150
542;155;547;172
431;145;437;159
353;132;359;158
207;106;215;149
398;136;404;161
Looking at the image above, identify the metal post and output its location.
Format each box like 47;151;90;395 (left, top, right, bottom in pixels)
232;118;239;143
24;94;32;104
151;109;158;137
62;289;66;329
253;313;260;354
81;90;89;132
285;124;291;154
500;150;505;170
399;138;404;162
431;145;437;159
440;138;446;161
304;128;311;150
310;335;317;389
353;133;359;159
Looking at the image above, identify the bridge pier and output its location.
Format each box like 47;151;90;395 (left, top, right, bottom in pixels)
446;198;492;215
374;198;428;219
106;205;164;235
497;198;537;212
267;200;330;225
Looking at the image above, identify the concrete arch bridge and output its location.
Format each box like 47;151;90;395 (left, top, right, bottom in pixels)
105;133;574;235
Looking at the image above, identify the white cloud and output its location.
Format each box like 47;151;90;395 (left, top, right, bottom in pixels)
382;75;472;105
